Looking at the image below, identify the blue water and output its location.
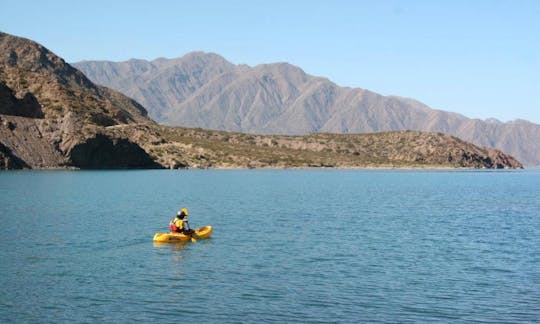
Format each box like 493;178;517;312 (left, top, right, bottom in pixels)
0;170;539;323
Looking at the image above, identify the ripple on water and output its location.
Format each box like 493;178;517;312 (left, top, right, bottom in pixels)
0;169;539;323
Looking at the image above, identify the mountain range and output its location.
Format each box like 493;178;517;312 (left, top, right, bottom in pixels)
0;31;524;169
74;53;540;166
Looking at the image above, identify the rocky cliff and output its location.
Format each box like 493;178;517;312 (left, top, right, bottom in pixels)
74;53;540;166
0;31;160;169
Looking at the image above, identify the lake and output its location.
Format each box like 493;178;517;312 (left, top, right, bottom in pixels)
0;169;539;323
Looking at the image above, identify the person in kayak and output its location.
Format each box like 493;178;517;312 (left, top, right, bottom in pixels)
169;208;194;235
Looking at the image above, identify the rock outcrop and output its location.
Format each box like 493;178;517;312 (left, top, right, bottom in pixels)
0;140;29;169
70;134;160;169
0;31;161;169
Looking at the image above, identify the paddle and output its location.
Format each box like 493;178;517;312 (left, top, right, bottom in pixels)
185;220;196;243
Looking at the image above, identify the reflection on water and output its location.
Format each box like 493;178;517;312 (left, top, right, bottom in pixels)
153;241;188;250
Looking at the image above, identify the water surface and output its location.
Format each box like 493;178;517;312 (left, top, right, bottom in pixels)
1;170;539;322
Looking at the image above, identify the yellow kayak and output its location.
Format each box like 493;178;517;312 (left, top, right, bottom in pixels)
153;226;213;243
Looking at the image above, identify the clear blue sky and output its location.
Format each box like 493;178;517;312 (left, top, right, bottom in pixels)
1;0;539;124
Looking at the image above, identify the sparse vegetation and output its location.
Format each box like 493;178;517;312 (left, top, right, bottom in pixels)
105;124;523;169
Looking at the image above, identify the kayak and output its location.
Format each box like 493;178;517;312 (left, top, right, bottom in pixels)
153;226;213;243
153;226;213;242
192;225;213;239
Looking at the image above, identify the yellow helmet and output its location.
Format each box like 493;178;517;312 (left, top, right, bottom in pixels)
178;208;188;216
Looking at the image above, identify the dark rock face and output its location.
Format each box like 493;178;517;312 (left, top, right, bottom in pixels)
0;82;44;118
69;134;162;169
0;141;29;169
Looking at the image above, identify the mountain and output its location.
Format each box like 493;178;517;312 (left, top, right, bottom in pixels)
74;53;540;166
0;31;160;169
0;32;522;170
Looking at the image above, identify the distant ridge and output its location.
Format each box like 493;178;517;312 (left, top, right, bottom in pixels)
75;53;540;166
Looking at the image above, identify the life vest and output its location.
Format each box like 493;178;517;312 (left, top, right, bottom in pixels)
169;217;186;232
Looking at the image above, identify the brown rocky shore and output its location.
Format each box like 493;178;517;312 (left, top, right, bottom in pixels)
0;31;523;170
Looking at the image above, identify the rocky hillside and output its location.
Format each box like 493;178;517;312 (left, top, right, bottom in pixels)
126;126;522;169
0;31;159;169
0;32;522;170
74;53;540;166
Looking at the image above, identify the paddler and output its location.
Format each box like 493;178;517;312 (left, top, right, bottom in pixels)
169;208;195;235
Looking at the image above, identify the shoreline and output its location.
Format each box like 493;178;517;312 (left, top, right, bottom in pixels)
1;165;526;171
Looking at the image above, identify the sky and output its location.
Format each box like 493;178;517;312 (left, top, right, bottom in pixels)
1;0;539;124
